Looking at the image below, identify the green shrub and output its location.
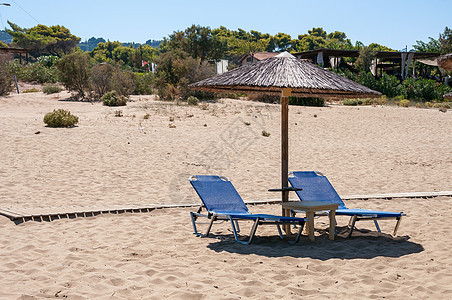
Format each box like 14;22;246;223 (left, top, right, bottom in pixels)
433;102;451;109
402;78;450;101
22;88;40;93
155;50;215;100
42;83;62;94
36;56;60;68
289;97;325;107
43;109;79;128
110;69;135;97
340;70;452;102
102;90;127;106
342;99;358;106
7;59;58;84
397;99;410;107
377;73;402;98
0;72;12;96
89;63;114;100
0;56;13;96
187;96;199;105
262;130;271;137
56;52;91;99
393;95;406;101
133;72;153;95
360;97;387;106
248;94;280;103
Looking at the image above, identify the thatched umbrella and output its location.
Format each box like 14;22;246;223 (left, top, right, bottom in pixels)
444;92;452;100
438;53;452;71
189;52;381;214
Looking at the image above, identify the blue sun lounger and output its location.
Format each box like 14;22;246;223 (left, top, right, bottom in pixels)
288;171;405;238
189;175;307;244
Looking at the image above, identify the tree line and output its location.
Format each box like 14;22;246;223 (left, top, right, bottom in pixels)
1;22;451;101
4;21;452;65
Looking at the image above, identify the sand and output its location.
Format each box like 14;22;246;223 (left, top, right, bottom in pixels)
0;89;451;299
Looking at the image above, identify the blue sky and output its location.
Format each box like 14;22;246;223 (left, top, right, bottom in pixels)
0;0;450;51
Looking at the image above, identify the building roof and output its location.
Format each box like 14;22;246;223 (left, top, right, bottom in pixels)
293;48;440;61
239;52;279;63
0;47;30;54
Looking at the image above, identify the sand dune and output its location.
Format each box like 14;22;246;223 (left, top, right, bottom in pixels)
0;90;451;299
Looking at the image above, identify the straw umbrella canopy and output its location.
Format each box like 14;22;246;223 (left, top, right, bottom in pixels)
444;92;452;100
189;52;381;212
438;53;452;71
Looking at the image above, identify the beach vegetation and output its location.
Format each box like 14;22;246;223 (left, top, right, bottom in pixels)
8;59;58;83
6;21;80;58
102;90;127;106
133;72;153;95
340;70;451;102
289;97;325;107
89;62;136;100
42;83;62;94
110;69;135;97
355;46;376;72
187;96;199;105
0;56;13;96
397;99;410;107
43;109;79;127
155;49;215;100
342;99;359;106
262;130;271;137
89;63;115;99
22;88;40;93
56;52;91;99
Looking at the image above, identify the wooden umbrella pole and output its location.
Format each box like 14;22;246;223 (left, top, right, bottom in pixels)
281;88;291;214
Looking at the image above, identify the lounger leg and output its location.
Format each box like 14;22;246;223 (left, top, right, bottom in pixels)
190;212;198;235
276;224;283;239
229;216;260;245
393;216;402;236
374;220;381;233
288;221;305;244
190;212;215;238
235;220;241;233
347;215;358;238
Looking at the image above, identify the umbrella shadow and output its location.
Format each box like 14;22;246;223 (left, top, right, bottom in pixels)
206;227;424;260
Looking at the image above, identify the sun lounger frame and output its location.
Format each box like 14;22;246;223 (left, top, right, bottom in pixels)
288;171;405;238
190;175;306;245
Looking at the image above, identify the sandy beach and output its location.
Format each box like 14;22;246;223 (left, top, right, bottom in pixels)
0;90;451;299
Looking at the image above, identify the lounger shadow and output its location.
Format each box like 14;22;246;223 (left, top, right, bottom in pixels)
288;171;406;238
189;175;307;244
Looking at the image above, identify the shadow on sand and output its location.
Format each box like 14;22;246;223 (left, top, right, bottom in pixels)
206;226;424;260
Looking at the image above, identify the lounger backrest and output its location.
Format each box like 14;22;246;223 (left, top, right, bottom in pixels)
190;175;250;214
289;171;347;209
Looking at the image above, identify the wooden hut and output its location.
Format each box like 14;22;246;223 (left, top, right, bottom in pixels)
0;47;30;64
